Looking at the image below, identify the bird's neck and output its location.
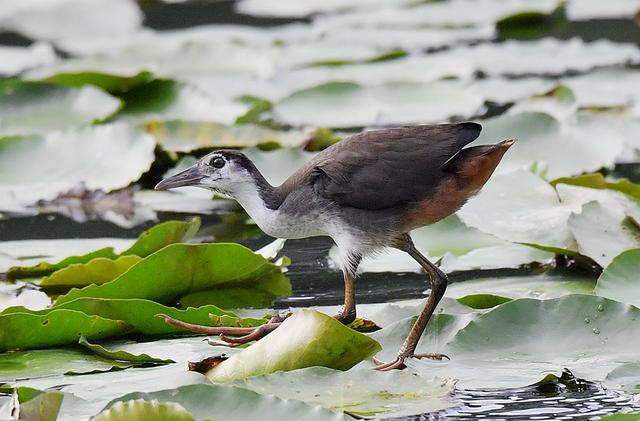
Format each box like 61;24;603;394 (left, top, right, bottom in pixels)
230;167;284;214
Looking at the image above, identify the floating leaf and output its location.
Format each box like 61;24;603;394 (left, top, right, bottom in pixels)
6;218;199;279
54;243;289;307
0;123;156;210
240;366;454;418
101;383;351;421
0;309;130;352
143;120;306;153
78;337;174;365
496;4;567;40
595;249;640;308
552;173;640;200
568;201;640;267
40;256;141;290
52;298;268;335
93;399;195;421
402;295;640;389
273;81;483;128
475;111;624;179
17;387;63;421
0;80;121;136
44;71;154;94
0;43;56;77
207;309;381;382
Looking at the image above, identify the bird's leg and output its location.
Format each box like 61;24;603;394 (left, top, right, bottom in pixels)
159;269;364;347
373;234;449;371
334;269;357;324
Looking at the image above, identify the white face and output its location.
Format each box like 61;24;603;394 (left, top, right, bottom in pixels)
195;152;254;197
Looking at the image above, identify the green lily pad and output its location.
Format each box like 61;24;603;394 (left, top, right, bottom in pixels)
475;111;624;179
17;387;63;421
44;71;154;94
0;80;121;136
93;399;196;421
595;249;640;308
6;218;200;279
143;120;306;153
568;201;640;267
78;336;174;365
206;309;381;383
457;169;577;251
101;383;352;421
0;123;155;211
273;81;483;128
239;366;455;418
54;243;289;307
552;173;640;200
40;255;141;290
456;294;511;309
0;309;130;352
401;295;640;389
496;4;567;40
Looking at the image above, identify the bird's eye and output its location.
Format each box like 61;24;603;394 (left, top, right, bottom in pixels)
211;157;225;169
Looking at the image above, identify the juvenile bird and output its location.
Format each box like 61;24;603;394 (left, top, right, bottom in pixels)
156;122;514;370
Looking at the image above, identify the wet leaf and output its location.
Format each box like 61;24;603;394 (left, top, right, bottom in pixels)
17;387;63;421
0;309;130;352
552;173;640;200
595;249;640;308
101;383;351;421
568;201;640;267
93;399;196;421
240;366;455;418
6;218;200;280
43;71;154;95
54;243;290;307
78;337;174;365
273;81;483;128
40;256;141;290
402;295;640;389
0;80;121;136
496;4;567;40
0;42;56;77
143;120;305;153
0;123;156;211
456;294;512;309
206;309;381;382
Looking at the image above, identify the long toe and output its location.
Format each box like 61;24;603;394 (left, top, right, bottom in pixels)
372;356;406;371
414;352;450;361
208;323;281;347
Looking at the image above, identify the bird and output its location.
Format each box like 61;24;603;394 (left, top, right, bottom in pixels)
155;122;514;370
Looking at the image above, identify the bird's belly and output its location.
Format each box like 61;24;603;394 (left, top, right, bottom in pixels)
254;211;328;239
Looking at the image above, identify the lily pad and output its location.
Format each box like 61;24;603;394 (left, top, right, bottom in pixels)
40;255;141;290
78;337;174;365
143;120;306;153
16;387;63;421
93;399;195;421
44;71;154;94
402;295;640;389
101;383;351;421
568;201;640;268
240;366;455;418
475;111;624;179
54;243;289;307
0;309;130;352
595;249;640;308
6;218;200;279
273;81;483;128
206;309;381;382
0;42;56;77
0;80;121;136
552;173;640;200
0;123;156;210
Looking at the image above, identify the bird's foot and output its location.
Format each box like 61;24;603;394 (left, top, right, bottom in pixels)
372;352;450;371
157;313;288;347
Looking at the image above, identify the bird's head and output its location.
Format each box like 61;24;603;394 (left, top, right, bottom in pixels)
154;150;261;197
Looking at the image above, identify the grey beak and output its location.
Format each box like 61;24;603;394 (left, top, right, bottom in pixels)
155;165;205;190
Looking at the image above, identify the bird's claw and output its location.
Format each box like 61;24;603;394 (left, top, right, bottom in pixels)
373;352;450;371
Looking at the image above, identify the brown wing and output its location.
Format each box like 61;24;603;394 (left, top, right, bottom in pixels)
308;122;481;210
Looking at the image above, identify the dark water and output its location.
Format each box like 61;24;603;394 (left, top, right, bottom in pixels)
2;0;640;419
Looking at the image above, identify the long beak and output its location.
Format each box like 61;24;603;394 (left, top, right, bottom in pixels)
155;165;205;190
